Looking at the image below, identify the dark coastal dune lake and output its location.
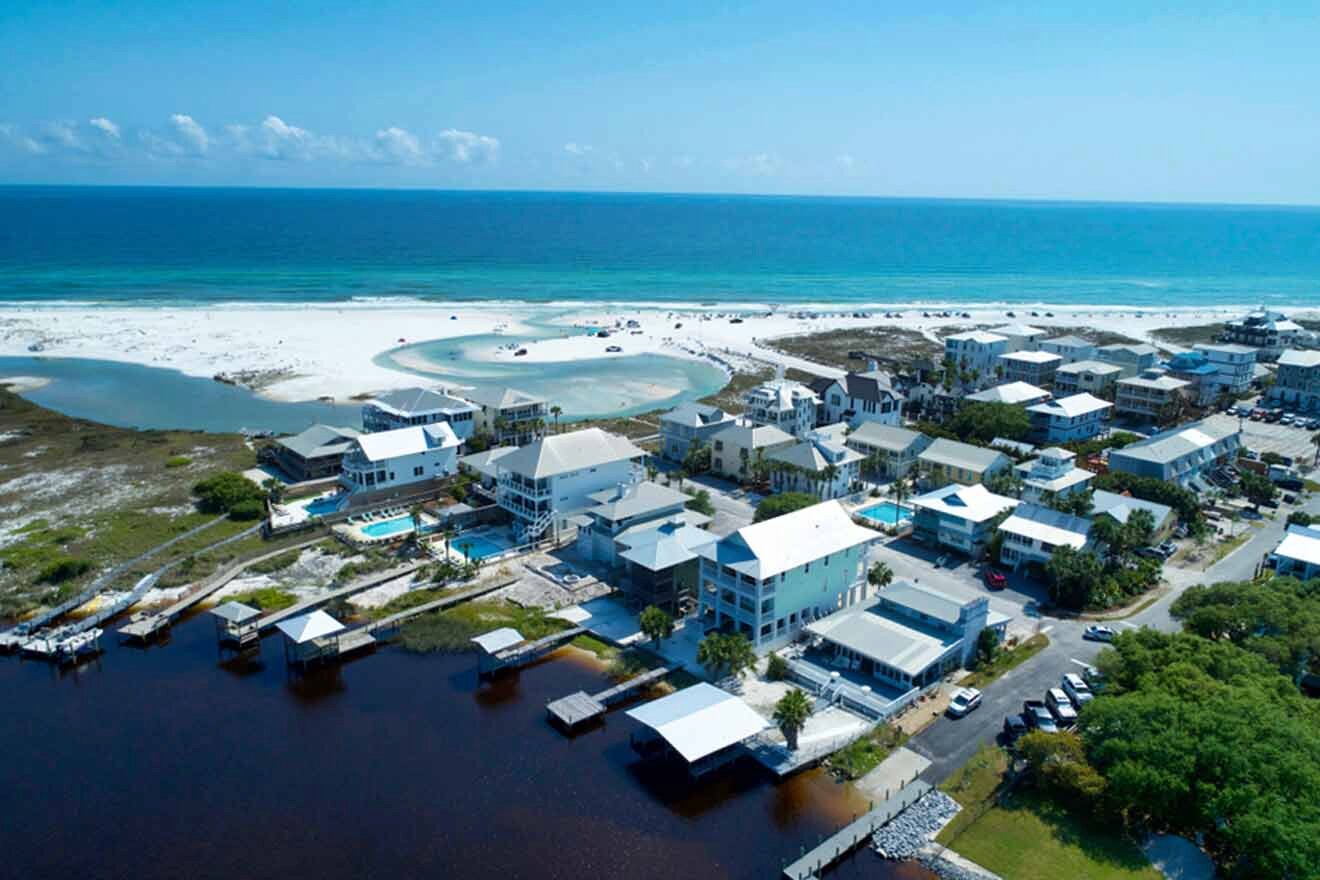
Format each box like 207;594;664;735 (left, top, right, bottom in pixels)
2;186;1320;307
0;614;935;879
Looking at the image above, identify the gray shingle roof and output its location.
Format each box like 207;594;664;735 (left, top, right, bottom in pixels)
276;424;361;459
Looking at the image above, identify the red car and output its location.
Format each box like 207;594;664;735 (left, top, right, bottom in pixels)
983;569;1008;590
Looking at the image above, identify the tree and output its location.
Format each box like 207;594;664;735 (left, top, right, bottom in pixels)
193;472;265;516
685;489;715;516
1312;430;1320;467
867;561;894;590
408;503;425;546
1047;489;1094;517
1045;545;1105;608
550;404;563;433
985;468;1023;499
766;652;789;681
646;463;659;482
1238;471;1278;510
638;605;674;648
683;440;712;475
1287;511;1314;527
262;477;285;504
820;462;840;497
948;401;1031;444
974;627;1000;668
696;632;756;679
1017;730;1105;802
773;688;813;751
673;468;688;492
753;492;817;523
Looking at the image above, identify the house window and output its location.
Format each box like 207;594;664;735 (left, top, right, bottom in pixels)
413;466;424;477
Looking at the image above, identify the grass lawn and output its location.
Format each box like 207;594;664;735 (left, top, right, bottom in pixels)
959;633;1050;689
937;745;1159;880
397;600;569;653
227;586;297;611
825;723;908;779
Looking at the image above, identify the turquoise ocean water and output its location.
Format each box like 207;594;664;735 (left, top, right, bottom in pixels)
3;186;1320;307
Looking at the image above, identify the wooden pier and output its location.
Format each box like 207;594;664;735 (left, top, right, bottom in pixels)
476;626;588;678
782;780;932;880
119;536;325;642
546;666;671;730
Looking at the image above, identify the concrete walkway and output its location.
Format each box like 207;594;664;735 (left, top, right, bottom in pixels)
855;746;931;804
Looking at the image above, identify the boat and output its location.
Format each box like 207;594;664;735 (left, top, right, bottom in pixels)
606;345;623;353
515;349;528;356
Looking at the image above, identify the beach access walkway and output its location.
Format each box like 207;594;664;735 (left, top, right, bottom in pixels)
782;779;932;880
546;666;671;731
119;534;326;642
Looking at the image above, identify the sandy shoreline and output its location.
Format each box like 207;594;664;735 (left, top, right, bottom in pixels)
0;301;1301;403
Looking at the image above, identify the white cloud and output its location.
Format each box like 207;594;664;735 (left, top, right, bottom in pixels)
437;128;499;164
169;113;209;155
563;142;592;156
372;126;425;165
89;117;120;139
724;152;780;176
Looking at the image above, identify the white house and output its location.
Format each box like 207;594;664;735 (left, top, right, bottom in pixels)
495;428;646;541
997;503;1092;571
710;422;796;482
1039;335;1097;365
1224;309;1303;360
811;366;905;428
1026;392;1112;444
575;480;704;566
1269;349;1320;412
1271;524;1320;581
1115;369;1190;421
361;387;478;441
988;324;1047;353
846;423;933;481
910;483;1019;556
944;330;1009;385
467;386;550;446
1017;448;1094;505
743;372;821;439
1095;343;1159;377
697;500;879;650
1107;419;1240;487
1052;360;1123;398
766;427;865;500
1193;343;1257;398
659;403;738;462
339;422;461;493
997;350;1063;388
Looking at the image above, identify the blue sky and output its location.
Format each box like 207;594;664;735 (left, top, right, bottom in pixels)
2;1;1318;203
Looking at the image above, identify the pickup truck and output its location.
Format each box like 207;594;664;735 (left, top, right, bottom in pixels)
1022;699;1059;733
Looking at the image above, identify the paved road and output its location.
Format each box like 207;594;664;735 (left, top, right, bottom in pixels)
908;491;1320;784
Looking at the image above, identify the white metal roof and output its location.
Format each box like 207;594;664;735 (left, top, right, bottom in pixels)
275;610;345;644
966;382;1050;405
846;422;928;452
880;580;968;625
464;386;546;410
625;683;769;762
1055;359;1123;376
367;387;475;416
989;323;1045;338
586;480;689;522
471;627;524;653
1000;350;1062;365
910;483;1019;523
496;427;645;479
210;601;261;624
700;500;878;580
918;438;1009;472
998;504;1091;550
1274;531;1320;568
1278;349;1320;368
356;422;459;462
806;605;953;677
710;422;796;449
945;330;1008;345
1027;392;1113;419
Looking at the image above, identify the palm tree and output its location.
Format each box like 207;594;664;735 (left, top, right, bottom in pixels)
868;560;894;590
773;688;812;751
493;415;510;443
674;468;688;492
1312;431;1320;467
262;478;284;504
892;473;910;508
646;463;659;482
550;405;563;433
821;463;840;498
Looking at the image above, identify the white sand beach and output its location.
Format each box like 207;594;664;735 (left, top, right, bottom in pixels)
0;301;1302;403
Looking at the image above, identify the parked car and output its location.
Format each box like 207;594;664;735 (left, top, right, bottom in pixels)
1022;699;1059;733
1250;409;1265;421
1045;688;1079;727
1083;624;1117;642
1280;414;1295;426
1081;664;1105;691
947;687;983;718
1002;713;1029;743
1063;672;1094;705
983;568;1008;590
1157;540;1178;558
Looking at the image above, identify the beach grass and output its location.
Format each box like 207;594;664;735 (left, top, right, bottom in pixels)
958;633;1050;689
825;723;908;780
1150;323;1223;347
765;326;942;372
227;586;297;611
398;600;569;653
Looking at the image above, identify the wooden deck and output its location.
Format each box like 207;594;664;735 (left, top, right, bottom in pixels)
479;626;588;678
546;666;672;729
782;780;932;880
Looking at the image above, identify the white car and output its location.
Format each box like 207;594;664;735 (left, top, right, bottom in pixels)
1084;624;1117;642
947;687;983;717
1062;672;1094;705
1046;688;1079;726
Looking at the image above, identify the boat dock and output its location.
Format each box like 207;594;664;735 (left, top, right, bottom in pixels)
475;626;588;678
22;572;161;662
0;517;242;652
546;666;671;731
119;536;326;642
781;780;932;880
277;578;516;667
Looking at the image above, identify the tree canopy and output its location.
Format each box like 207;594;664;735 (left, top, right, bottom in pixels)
192;472;265;518
753;491;818;523
638;605;674;647
1082;630;1320;878
1091;471;1203;533
948;401;1031;444
1170;575;1320;683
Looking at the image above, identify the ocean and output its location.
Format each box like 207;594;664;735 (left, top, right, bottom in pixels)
3;186;1320;307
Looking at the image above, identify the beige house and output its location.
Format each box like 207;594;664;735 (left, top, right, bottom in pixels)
709;423;795;483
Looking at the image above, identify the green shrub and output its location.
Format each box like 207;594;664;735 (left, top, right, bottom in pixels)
766;652;789;681
36;557;93;584
227;499;266;520
193;472;265;514
165;455;192;468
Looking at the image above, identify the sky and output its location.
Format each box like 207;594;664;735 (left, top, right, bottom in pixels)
2;1;1319;204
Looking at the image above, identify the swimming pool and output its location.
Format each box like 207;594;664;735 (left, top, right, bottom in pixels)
304;495;344;517
360;516;417;538
452;533;509;560
856;501;913;526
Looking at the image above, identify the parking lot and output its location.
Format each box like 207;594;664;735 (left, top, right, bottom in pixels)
1204;411;1319;470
